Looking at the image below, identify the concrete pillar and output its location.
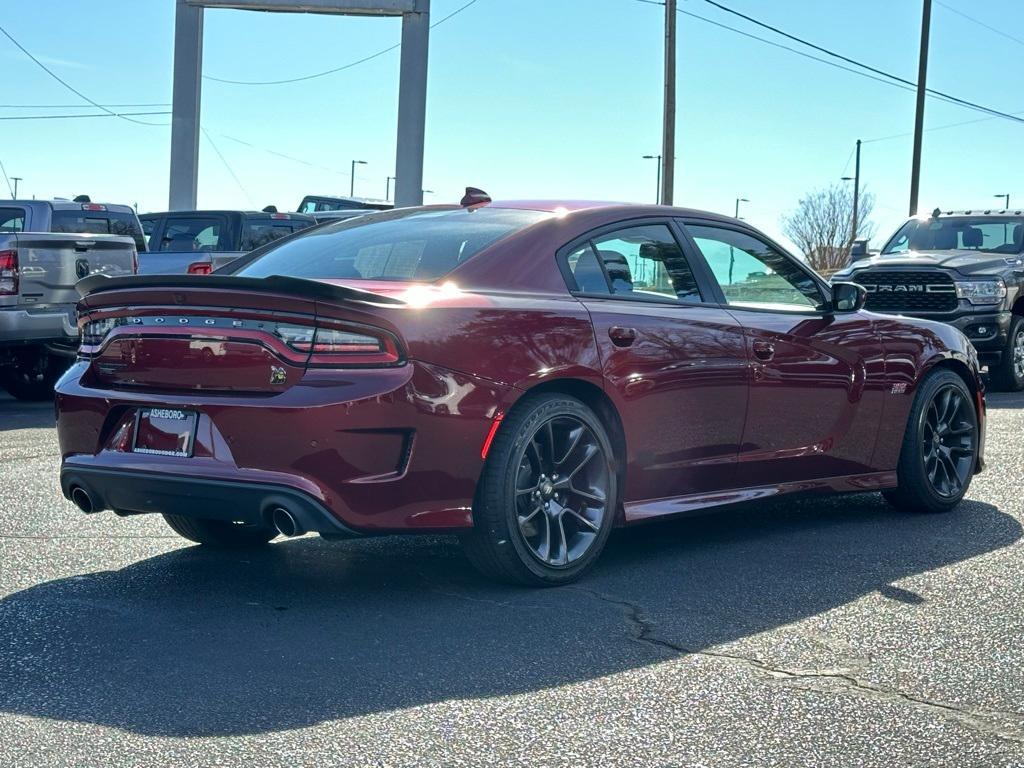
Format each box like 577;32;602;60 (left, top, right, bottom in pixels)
394;4;429;208
169;0;204;211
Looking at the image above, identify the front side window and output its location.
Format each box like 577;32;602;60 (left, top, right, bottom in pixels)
688;224;825;311
237;207;548;281
882;217;1024;255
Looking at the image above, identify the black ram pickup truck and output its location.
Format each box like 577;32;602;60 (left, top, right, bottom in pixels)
833;209;1024;390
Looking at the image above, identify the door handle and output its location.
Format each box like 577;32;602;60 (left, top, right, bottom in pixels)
752;340;775;361
608;326;637;347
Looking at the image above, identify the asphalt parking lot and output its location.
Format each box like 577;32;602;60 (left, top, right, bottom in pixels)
1;392;1022;767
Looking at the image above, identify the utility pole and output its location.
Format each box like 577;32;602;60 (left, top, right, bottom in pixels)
908;0;931;216
661;0;677;206
643;155;662;204
10;177;21;199
852;139;861;240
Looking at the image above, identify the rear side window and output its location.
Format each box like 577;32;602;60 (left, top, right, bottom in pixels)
157;217;225;252
51;209;146;251
0;208;24;233
237;208;549;281
564;223;702;303
241;217;312;250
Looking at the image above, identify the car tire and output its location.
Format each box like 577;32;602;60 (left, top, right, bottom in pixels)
460;393;618;586
989;315;1024;392
882;368;978;514
162;514;278;548
1;352;65;401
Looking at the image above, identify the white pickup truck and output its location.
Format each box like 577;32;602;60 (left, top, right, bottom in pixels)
0;200;140;400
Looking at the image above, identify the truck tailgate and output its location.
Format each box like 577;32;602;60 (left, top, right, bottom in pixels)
13;233;136;307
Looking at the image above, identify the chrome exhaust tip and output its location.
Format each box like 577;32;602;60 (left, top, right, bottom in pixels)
271;506;303;537
70;486;95;514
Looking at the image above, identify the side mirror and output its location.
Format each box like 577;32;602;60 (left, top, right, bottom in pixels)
831;282;867;313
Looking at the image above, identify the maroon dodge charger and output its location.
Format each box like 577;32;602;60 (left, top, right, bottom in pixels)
56;197;986;585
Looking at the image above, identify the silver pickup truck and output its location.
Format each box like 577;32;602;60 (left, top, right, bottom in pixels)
0;200;139;400
138;209;315;275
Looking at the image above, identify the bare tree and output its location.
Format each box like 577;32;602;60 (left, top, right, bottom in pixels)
782;184;875;274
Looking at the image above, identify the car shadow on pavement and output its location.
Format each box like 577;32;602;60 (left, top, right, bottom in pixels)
0;492;1018;737
0;396;55;431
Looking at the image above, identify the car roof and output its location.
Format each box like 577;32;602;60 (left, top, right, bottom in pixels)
923;209;1024;218
8;199;137;213
139;210;316;219
483;199;737;222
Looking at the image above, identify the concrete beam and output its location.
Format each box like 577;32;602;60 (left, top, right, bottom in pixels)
394;5;429;208
187;0;424;15
169;0;204;210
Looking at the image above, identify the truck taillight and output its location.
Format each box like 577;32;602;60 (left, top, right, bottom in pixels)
187;261;213;275
0;249;18;295
275;324;401;367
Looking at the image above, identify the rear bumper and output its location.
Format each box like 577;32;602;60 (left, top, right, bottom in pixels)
56;359;513;532
0;305;78;345
60;465;361;537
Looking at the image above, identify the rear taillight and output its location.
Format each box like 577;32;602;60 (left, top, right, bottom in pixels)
187;261;213;275
276;324;401;367
0;249;18;295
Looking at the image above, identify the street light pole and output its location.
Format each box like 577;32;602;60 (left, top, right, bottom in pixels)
386;176;397;201
852;139;861;241
995;193;1010;210
10;177;21;199
661;0;677;206
350;159;367;198
643;155;662;204
909;0;932;216
734;197;749;219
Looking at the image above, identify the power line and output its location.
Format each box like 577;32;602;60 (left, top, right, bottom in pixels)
204;0;481;86
0;111;170;121
0;157;13;198
0;102;170;109
696;0;1024;126
201;127;255;206
862;110;1024;144
0;23;166;127
935;0;1024;48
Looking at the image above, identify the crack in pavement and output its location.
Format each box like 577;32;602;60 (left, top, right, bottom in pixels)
572;587;1024;746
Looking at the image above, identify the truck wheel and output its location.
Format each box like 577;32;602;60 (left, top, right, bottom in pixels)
460;393;617;586
162;514;277;548
990;315;1024;392
0;352;65;401
882;369;978;514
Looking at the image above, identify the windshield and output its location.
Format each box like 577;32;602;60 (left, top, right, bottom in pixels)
882;216;1024;255
236;207;549;282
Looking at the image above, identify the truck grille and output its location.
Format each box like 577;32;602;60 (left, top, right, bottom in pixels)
855;270;958;314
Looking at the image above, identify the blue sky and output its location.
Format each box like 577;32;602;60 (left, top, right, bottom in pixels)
1;0;1022;249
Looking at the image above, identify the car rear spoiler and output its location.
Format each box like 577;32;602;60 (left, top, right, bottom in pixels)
76;274;406;306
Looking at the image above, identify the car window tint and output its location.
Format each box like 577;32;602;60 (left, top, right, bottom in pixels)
688;225;824;311
566;242;611;294
590;224;701;303
51;210;146;251
0;208;24;232
241;218;311;250
237;207;548;282
158;218;224;252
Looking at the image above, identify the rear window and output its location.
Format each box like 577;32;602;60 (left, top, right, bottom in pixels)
237;208;549;281
51;209;146;251
241;216;313;250
156;217;227;252
0;207;24;233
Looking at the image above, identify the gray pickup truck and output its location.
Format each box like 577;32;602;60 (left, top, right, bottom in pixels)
0;200;139;400
138;209;315;275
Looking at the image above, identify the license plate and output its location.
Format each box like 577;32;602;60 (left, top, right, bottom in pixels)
133;408;197;457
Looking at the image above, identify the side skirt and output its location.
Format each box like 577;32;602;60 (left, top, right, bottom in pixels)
623;470;898;524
